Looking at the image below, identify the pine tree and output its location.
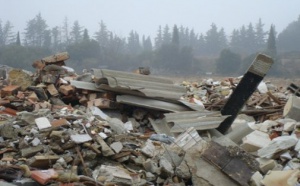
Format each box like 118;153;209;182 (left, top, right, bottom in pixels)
172;25;179;46
70;20;83;43
154;25;163;49
266;24;277;58
16;31;21;46
255;18;266;51
83;29;90;41
162;25;171;45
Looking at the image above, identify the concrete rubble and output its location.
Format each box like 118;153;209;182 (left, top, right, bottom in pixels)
0;52;299;185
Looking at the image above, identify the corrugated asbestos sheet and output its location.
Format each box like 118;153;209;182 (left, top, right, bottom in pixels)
92;69;187;100
164;111;230;133
116;95;191;112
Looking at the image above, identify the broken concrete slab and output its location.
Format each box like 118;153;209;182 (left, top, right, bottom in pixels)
241;130;271;152
258;135;298;158
284;95;300;121
261;169;300;186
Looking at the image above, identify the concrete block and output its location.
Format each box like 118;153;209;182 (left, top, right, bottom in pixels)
284;95;300;121
241;130;271;152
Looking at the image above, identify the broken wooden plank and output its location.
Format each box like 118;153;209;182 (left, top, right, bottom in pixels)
217;54;273;133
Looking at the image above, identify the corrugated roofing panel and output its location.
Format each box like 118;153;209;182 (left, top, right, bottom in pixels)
164;111;230;133
92;68;187;100
116;95;190;112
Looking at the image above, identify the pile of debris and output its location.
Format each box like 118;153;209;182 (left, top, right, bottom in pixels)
0;52;299;186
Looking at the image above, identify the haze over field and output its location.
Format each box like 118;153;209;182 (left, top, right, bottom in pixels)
1;0;300;37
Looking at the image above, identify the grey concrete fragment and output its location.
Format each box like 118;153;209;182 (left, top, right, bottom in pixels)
110;142;123;153
93;165;132;185
256;158;277;174
175;159;192;179
258;136;298;158
249;171;263;186
159;156;174;177
31;137;41;146
143;159;160;174
107;118;126;134
141;140;156;158
95;136;115;156
70;134;92;144
35;117;51;130
241;130;271;152
284;95;300;121
21;145;44;158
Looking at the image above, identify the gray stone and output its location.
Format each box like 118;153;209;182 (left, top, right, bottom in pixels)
143;159;160;174
159;156;174;177
31;137;41;146
21;145;44;158
241;130;271;152
110;142;123;153
70;134;92;144
141;140;156;158
107;118;126;134
35;117;51;130
258;136;298;158
256;158;277;174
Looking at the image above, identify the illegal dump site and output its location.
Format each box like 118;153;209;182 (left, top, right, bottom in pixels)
0;52;300;186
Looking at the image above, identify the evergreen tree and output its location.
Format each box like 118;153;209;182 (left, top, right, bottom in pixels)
218;28;228;50
154;25;163;49
246;23;256;53
16;32;21;46
70;20;83;43
266;24;277;58
61;17;70;46
142;35;152;51
83;29;90;41
95;20;109;48
216;49;241;75
51;26;61;52
43;30;51;49
0;20;14;46
277;15;300;52
230;29;240;52
205;23;220;55
255;18;266;51
24;13;48;47
172;25;179;46
162;25;171;45
189;29;197;49
266;25;281;76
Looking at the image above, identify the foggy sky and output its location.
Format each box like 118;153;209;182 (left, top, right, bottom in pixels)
1;0;299;38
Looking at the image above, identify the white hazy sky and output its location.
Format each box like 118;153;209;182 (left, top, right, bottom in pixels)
0;0;299;39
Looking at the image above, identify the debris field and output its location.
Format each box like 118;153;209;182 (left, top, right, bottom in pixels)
0;52;299;186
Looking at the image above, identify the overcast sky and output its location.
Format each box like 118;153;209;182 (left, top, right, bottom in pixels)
1;0;299;39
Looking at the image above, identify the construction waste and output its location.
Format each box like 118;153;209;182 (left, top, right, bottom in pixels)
0;52;299;186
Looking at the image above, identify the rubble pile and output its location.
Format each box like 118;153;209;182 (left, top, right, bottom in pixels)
0;52;299;186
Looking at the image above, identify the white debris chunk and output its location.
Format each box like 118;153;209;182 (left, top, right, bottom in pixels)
70;134;92;144
35;117;52;130
258;136;298;158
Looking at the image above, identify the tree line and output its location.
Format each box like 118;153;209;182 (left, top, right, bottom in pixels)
0;13;300;76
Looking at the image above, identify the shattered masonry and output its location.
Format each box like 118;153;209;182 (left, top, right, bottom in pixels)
0;52;299;186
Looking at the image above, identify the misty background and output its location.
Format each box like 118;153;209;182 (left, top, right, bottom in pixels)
0;0;300;77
